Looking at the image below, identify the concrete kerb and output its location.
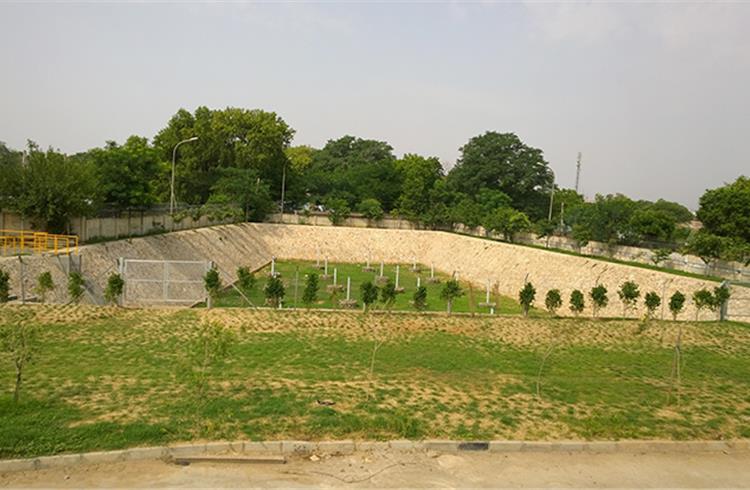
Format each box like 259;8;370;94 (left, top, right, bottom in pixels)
1;440;747;474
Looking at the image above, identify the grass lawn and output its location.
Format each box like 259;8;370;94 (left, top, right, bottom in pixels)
1;305;749;459
214;260;527;315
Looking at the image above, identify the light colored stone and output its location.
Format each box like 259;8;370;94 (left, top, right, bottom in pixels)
489;441;525;452
280;441;316;455
316;441;355;454
389;440;420;451
423;440;460;452
243;441;282;453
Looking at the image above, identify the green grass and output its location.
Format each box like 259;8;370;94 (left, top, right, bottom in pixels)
0;305;748;459
215;260;528;315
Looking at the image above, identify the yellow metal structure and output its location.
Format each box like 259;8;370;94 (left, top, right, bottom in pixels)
0;229;79;256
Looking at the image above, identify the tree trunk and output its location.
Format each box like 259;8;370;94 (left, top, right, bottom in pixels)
13;363;22;403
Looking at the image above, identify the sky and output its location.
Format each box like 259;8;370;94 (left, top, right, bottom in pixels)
1;1;748;209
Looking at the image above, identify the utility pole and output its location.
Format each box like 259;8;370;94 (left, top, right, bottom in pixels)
574;152;582;194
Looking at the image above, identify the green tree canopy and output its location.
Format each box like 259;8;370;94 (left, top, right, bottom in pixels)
395;154;444;220
697;176;750;243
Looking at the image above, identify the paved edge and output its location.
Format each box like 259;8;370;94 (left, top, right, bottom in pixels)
1;440;748;473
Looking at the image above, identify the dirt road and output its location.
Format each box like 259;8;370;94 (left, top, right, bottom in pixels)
2;449;749;488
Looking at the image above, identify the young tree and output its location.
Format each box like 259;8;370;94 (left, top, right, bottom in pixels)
668;291;686;320
264;275;286;308
360;281;379;313
545;289;562;316
617;281;640;317
569;289;585;316
0;317;37;402
203;267;222;308
589;285;609;318
412;285;428;311
518;282;536;317
692;289;714;320
67;272;85;304
0;268;9;303
380;279;397;311
651;248;673;266
36;271;54;304
183;321;235;399
713;285;731;321
104;273;125;306
644;292;661;320
236;266;256;296
440;279;463;315
484;207;532;242
302;273;319;308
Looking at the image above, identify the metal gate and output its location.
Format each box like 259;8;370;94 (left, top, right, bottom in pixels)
120;258;211;305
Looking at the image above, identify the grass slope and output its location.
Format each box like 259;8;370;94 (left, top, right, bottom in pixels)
0;305;748;459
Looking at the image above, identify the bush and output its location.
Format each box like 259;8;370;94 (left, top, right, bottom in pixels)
0;268;10;303
617;281;640;317
668;291;685;320
644;291;661;319
357;198;384;221
325;197;351;226
589;285;608;318
380;280;397;310
264;275;285;308
545;289;562;316
413;285;427;311
569;289;585;316
203;268;222;306
104;273;125;305
360;281;379;312
692;288;714;319
236;266;256;295
440;279;463;315
302;273;319;308
713;285;731;320
36;271;54;304
67;272;85;304
518;282;536;317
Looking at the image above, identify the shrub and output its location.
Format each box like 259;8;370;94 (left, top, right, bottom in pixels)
380;280;397;310
644;291;661;319
440;279;463;315
544;289;562;316
360;281;379;312
692;288;714;320
357;198;384;221
0;268;10;303
713;285;731;321
264;275;285;308
104;273;125;305
668;291;686;320
589;285;608;318
203;268;222;306
518;282;536;317
617;281;640;317
302;273;319;308
569;289;585;316
413;285;427;311
67;272;85;304
325;197;351;226
36;271;54;304
236;266;256;296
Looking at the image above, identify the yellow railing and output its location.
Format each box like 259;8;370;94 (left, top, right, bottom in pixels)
0;230;79;256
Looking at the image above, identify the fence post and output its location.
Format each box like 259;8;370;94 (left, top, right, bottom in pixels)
18;255;25;304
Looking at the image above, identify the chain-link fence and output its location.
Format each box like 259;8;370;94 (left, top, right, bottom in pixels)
120;258;211;305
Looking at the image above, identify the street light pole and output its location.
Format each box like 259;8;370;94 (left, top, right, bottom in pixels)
170;136;199;216
279;162;286;222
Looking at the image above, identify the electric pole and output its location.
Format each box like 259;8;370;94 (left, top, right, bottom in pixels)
574;152;582;194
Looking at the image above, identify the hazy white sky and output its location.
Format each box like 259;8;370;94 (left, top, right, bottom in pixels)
1;1;748;209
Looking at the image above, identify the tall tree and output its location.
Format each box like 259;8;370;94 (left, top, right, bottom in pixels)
395;154;444;220
697;176;750;243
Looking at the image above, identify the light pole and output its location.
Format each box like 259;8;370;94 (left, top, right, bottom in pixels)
279;162;286;222
170;136;199;216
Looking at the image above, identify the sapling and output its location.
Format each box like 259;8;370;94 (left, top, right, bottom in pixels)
617;281;640;317
380;279;397;311
692;289;714;320
440;279;463;315
264;275;285;308
302;273;319;308
668;291;685;321
644;291;661;320
569;289;585;316
67;272;85;304
236;266;256;296
36;271;54;304
713;285;731;321
360;281;379;313
545;289;562;316
0;268;9;303
203;267;221;308
589;285;608;318
0;316;37;402
104;273;125;306
519;282;536;317
412;285;427;312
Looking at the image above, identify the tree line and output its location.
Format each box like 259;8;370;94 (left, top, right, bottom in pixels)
0;106;747;266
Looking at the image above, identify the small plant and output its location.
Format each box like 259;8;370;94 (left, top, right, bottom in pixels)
183;321;235;399
569;289;585;316
380;279;397;311
360;281;379;313
104;273;125;306
668;291;686;320
0;316;37;402
440;279;463;315
644;291;661;319
518;282;536;317
589;284;608;318
36;271;54;304
236;266;256;296
302;273;319;308
692;288;714;320
0;268;9;303
412;285;427;312
617;281;640;317
203;267;222;308
713;285;731;321
67;272;85;304
544;289;562;316
264;275;286;308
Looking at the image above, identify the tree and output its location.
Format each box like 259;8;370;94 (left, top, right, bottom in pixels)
412;285;428;311
395;154;443;221
589;285;608;318
35;272;54;304
357;198;384;221
0;317;37;402
380;280;397;310
285;145;316;172
629;208;676;242
565;194;638;246
447;132;554;219
651;248;673;266
518;282;536;317
484;207;531;242
264;275;285;308
183;321;234;399
302;273;319;308
236;267;256;296
713;285;731;321
360;281;379;313
545;289;562;316
692;289;714;320
617;281;640;317
203;268;222;307
325;197;351;225
644;292;661;319
0;268;9;303
209;167;273;221
697;176;750;243
440;279;463;315
569;289;585;316
104;273;125;306
452;197;483;229
86;136;160;210
685;231;726;273
67;272;85;304
668;291;686;320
